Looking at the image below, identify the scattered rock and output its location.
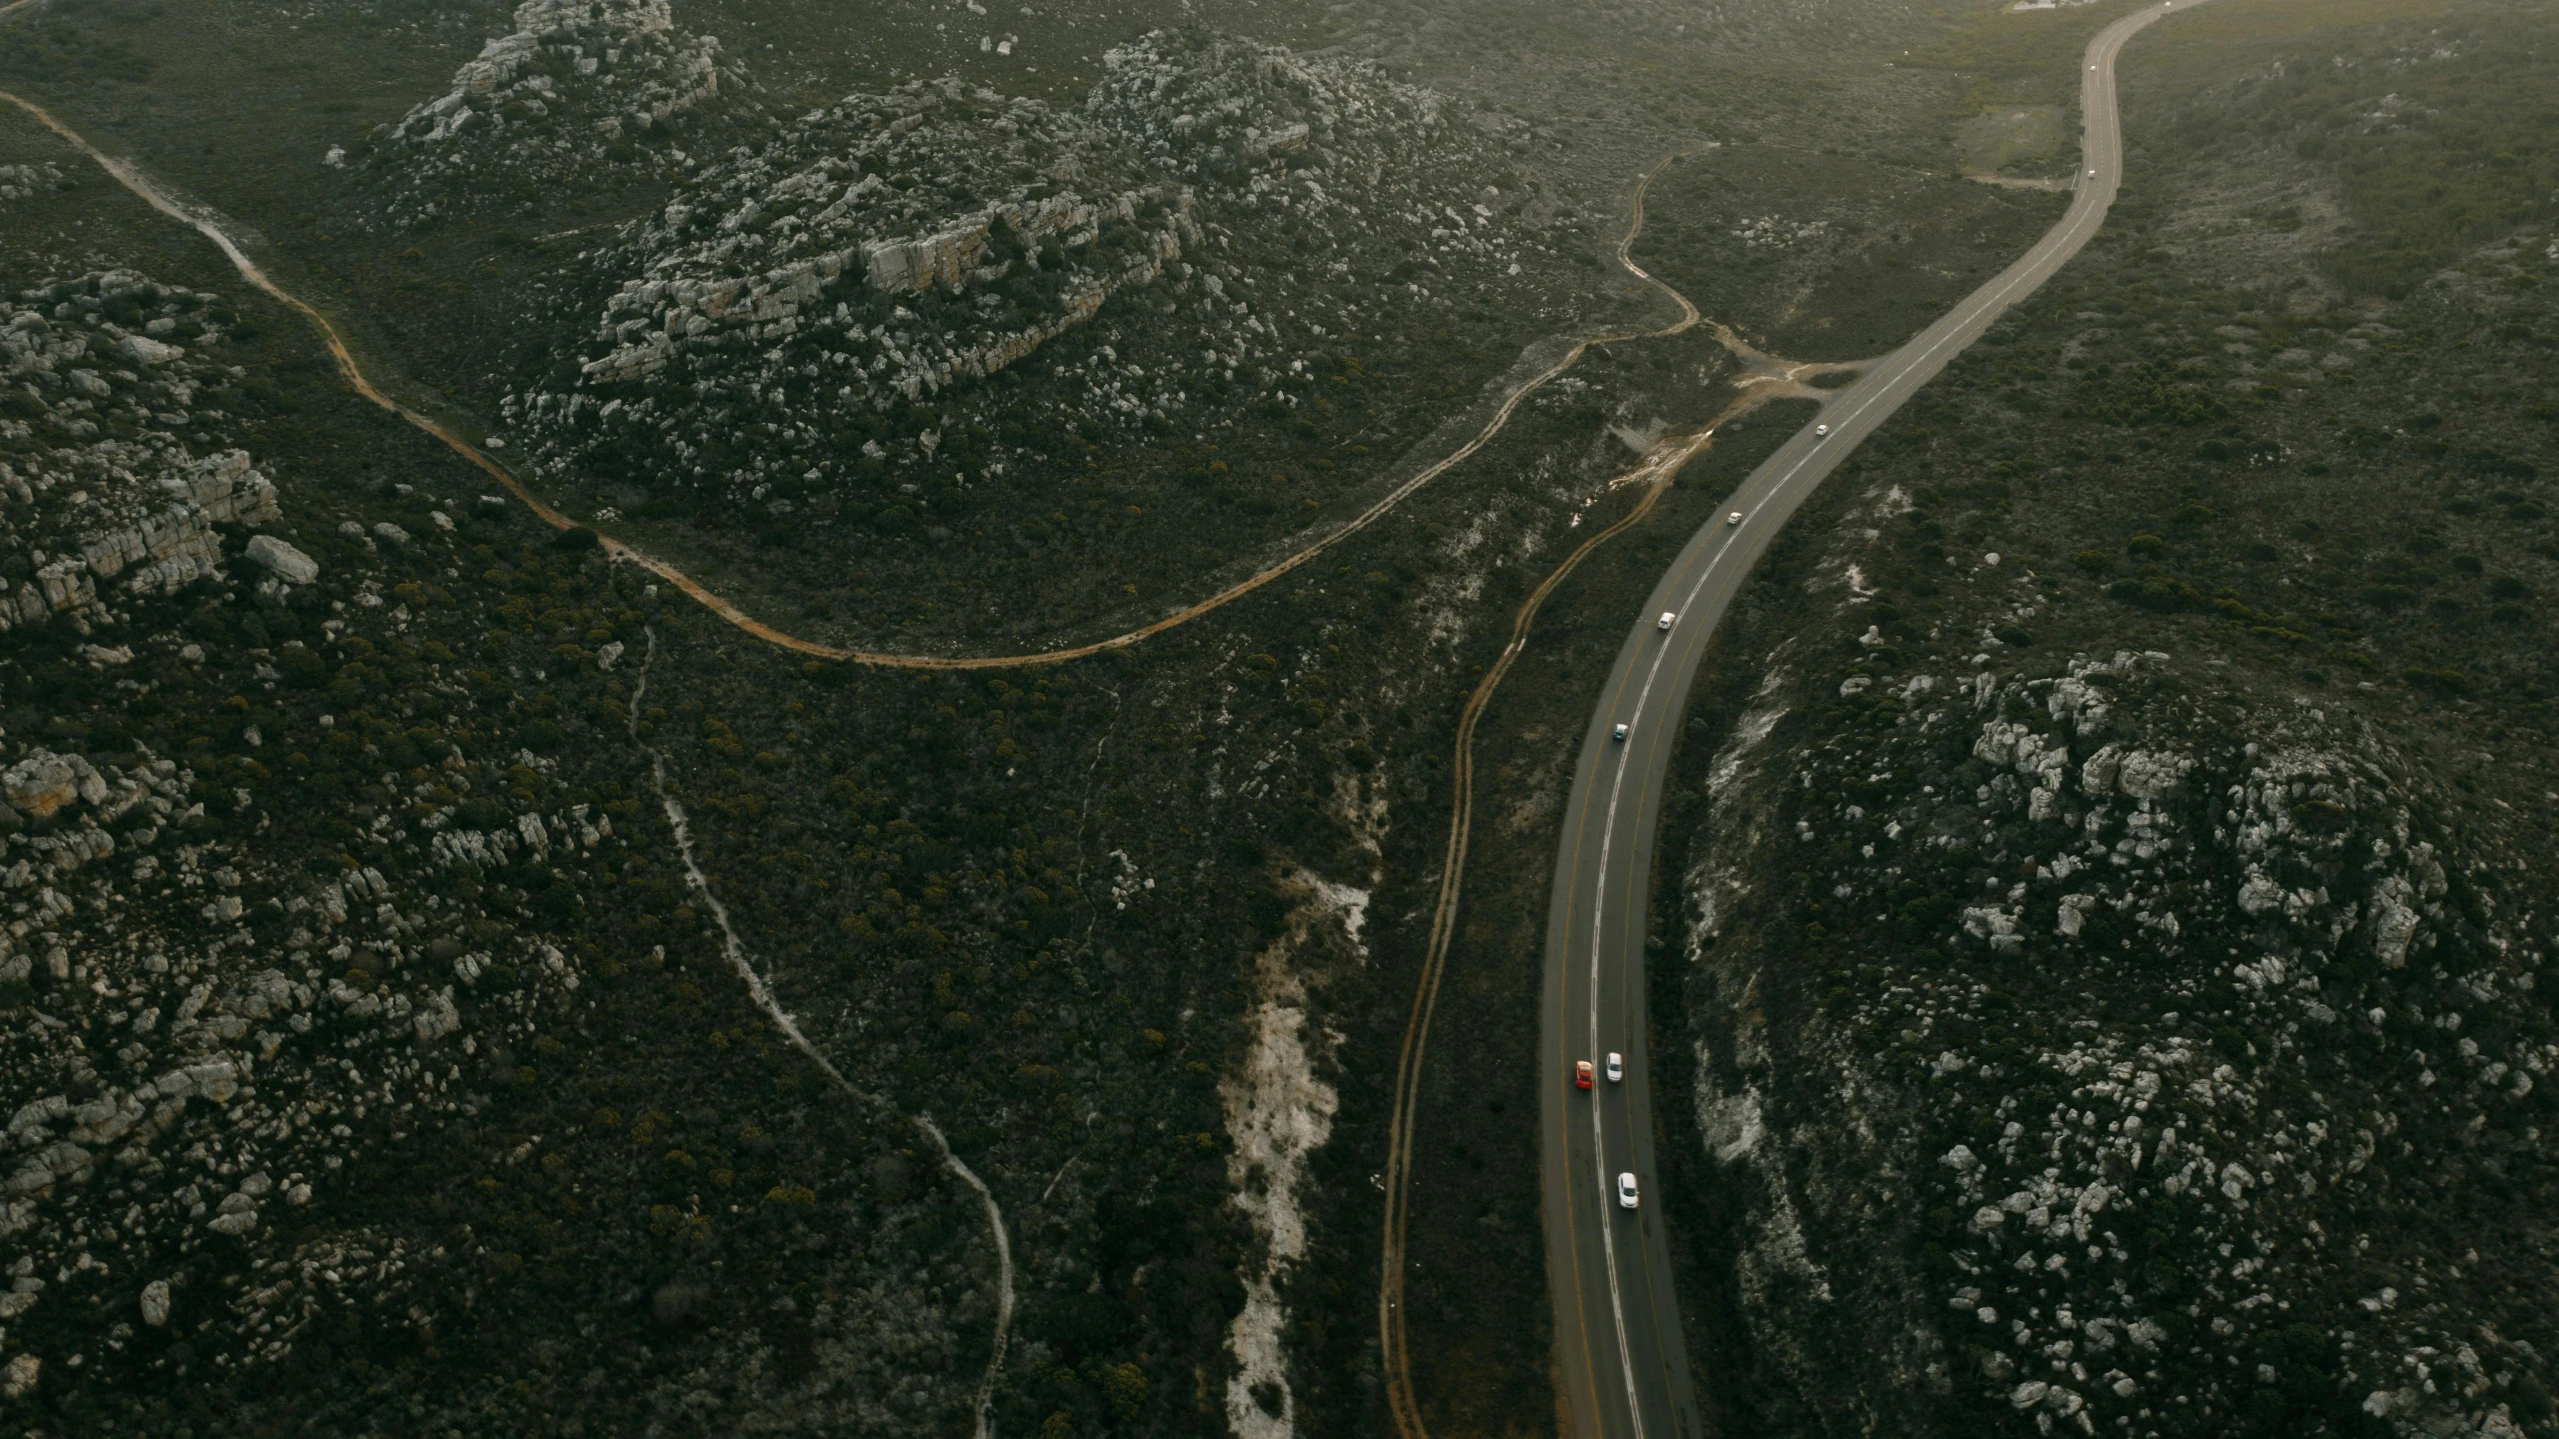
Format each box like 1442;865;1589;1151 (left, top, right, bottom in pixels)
359;0;745;231
2;750;106;819
243;534;320;584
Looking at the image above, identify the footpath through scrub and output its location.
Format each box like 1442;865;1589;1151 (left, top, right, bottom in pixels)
0;86;1821;671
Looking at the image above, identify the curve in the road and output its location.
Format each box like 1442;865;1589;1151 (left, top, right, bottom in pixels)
1538;5;2211;1437
1377;414;1714;1439
1374;146;1878;1439
1377;154;1880;1439
0;82;1717;672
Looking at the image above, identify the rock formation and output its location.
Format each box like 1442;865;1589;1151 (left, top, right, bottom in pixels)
504;31;1546;537
359;0;746;230
1;271;288;633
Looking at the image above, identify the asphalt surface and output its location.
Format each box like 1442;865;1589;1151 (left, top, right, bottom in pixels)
1534;5;2214;1435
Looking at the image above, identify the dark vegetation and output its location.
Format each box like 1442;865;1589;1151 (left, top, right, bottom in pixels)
1633;142;2068;361
1388;392;1820;1438
0;56;1779;1432
1651;1;2559;1434
14;0;2550;1432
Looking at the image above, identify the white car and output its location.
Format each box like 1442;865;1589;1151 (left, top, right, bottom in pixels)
1656;611;1676;631
2089;168;2098;177
1616;1172;1640;1209
1605;1052;1623;1082
1814;424;1830;437
1725;510;1743;527
1611;723;1630;742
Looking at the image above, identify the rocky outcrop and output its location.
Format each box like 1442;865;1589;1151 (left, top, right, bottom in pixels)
390;0;724;142
2;449;278;631
2;271;297;632
0;163;63;206
576;184;1192;388
506;31;1539;531
1;750;107;821
3;270;274;616
360;0;744;230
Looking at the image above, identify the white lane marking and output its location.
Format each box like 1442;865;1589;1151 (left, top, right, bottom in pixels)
1570;9;2185;1434
1582;490;1757;1437
1708;14;2158;540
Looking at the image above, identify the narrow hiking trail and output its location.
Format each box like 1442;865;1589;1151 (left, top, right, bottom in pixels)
628;630;1018;1438
0;57;1876;1434
0;89;1834;671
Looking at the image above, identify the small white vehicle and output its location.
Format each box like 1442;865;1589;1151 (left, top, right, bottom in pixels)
1617;1172;1641;1209
1656;611;1676;631
1606;1052;1624;1083
1725;510;1743;527
1814;424;1830;437
1611;723;1630;742
2089;168;2098;177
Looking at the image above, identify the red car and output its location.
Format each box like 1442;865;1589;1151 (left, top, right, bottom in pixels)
1573;1060;1594;1091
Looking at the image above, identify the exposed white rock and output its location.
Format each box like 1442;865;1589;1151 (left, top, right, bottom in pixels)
242;533;318;583
412;989;462;1042
364;0;743;230
2366;873;2419;968
3;445;279;629
117;332;183;365
3;750;107;819
2114;749;2192;801
1221;870;1365;1439
0;161;64;203
506;30;1530;533
206;1190;258;1236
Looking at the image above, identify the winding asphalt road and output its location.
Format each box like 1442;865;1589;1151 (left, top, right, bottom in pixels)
1535;4;2212;1435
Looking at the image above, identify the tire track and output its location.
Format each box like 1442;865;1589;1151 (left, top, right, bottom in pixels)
1375;434;1689;1439
0;86;1742;671
1375;149;1861;1439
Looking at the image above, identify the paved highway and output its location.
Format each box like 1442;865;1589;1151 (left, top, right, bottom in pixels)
1535;4;2213;1435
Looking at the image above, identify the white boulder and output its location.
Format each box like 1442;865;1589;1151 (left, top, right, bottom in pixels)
243;534;319;584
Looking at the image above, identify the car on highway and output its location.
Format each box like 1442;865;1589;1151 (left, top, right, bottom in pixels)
1616;1172;1640;1209
1814;424;1829;436
1656;611;1676;631
1574;1059;1594;1090
1605;1052;1623;1082
1610;723;1629;742
1725;510;1743;526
